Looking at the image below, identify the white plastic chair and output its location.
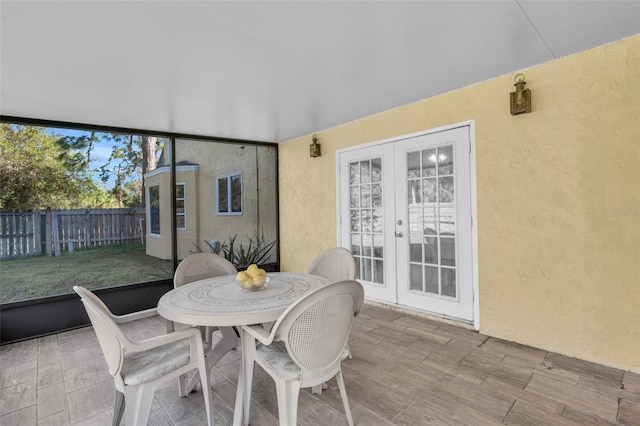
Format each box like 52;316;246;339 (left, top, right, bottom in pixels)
172;252;239;395
306;247;357;283
73;286;213;426
239;280;364;426
174;252;238;287
306;247;358;394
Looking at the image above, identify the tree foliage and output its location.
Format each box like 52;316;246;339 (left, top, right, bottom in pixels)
0;124;117;209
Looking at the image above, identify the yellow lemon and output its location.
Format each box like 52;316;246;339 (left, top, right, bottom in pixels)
254;268;266;277
243;278;254;288
236;271;249;281
247;264;259;273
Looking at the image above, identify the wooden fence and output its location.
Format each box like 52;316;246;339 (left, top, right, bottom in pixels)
0;208;146;259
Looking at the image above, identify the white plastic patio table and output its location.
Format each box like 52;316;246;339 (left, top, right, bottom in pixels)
157;271;329;426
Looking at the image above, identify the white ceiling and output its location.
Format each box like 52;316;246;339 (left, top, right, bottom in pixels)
1;1;638;142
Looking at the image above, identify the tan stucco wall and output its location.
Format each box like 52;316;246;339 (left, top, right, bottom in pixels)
145;141;278;263
279;35;640;372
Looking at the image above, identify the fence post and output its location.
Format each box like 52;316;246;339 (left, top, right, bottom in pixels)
52;210;61;256
84;210;91;248
45;208;52;256
34;210;42;256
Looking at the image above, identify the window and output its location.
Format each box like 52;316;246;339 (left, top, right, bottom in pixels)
217;172;242;215
0;122;173;306
0;120;278;344
148;185;160;235
176;183;186;230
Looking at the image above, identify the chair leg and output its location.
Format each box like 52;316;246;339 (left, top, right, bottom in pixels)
113;391;124;426
240;329;257;426
311;382;329;394
123;385;155;426
178;371;189;397
336;370;354;426
198;346;215;426
274;379;301;426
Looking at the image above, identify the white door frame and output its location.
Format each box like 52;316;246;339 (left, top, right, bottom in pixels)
336;120;479;330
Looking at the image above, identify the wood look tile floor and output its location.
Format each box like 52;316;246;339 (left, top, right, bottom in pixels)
1;304;639;425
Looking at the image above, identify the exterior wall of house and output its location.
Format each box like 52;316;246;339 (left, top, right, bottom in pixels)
145;165;200;260
278;35;639;372
145;140;278;263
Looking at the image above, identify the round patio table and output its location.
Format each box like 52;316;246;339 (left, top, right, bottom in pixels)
157;272;330;425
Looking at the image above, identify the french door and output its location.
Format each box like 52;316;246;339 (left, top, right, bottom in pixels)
338;125;475;322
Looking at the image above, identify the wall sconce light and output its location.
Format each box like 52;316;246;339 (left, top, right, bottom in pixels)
510;73;531;115
309;133;321;157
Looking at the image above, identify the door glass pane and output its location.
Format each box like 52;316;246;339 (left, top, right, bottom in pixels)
424;236;438;265
439;176;454;203
373;259;384;284
423;208;437;236
439;207;455;236
372;208;383;232
350;210;360;232
441;268;456;297
425;265;439;294
362;210;372;233
423;178;437;203
409;234;422;262
361;184;371;208
409;264;422;291
438;145;454;175
408;207;422;234
441;237;455;266
351;233;361;255
360;161;371;183
350;186;360;208
371;184;382;207
349;163;359;185
422;148;437;177
349;158;384;286
408;179;421;204
373;234;384;257
371;158;382;182
407;151;420;178
363;258;372;281
405;145;457;299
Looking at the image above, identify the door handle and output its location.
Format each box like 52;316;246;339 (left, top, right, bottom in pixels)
395;231;403;238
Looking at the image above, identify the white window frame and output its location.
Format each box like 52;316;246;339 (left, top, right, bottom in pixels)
217;172;243;216
176;182;186;230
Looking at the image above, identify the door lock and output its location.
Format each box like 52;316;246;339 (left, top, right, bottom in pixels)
395;231;403;238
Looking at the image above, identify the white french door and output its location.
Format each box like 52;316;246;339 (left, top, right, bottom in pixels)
338;125;475;322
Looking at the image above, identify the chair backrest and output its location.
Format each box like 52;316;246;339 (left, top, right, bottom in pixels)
174;252;237;287
271;280;364;377
73;286;128;377
306;247;356;283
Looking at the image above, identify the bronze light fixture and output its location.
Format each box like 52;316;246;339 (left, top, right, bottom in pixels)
309;133;321;157
510;73;531;115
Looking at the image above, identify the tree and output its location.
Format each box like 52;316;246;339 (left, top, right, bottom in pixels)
0;124;117;209
99;134;161;208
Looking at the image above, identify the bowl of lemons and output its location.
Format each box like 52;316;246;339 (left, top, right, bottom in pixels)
236;264;269;291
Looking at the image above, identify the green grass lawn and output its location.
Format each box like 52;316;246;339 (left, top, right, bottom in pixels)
0;243;173;303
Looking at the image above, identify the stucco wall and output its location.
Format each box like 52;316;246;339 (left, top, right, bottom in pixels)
278;35;639;371
145;141;278;263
